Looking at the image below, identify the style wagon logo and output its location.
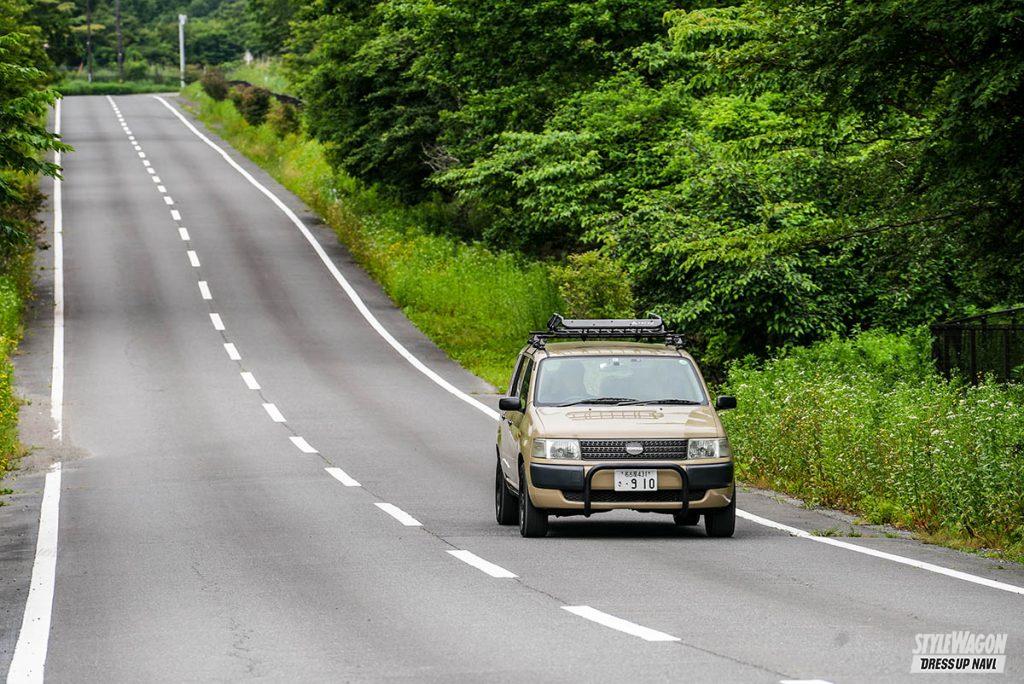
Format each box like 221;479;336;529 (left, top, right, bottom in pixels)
912;632;1008;674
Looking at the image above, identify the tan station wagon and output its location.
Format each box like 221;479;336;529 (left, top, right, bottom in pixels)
495;315;737;538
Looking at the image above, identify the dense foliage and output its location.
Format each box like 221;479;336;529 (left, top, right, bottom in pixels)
0;0;67;476
43;0;264;76
723;329;1024;560
1;0;67;251
286;0;1023;364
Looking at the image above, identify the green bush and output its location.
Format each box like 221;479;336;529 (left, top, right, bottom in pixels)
722;329;1024;560
200;68;229;101
122;59;149;82
549;251;635;318
266;99;299;137
229;85;272;126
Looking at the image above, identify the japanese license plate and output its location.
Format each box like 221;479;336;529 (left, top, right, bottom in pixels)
613;469;657;492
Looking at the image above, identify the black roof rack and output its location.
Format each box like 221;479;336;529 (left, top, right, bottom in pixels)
529;314;687;350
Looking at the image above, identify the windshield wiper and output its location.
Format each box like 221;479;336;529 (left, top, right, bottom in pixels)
615;398;702;406
557;397;637;407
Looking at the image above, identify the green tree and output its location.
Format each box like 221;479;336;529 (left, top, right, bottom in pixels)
1;0;70;252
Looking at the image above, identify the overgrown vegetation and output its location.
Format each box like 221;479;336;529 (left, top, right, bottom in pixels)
183;84;560;388
723;330;1024;561
1;0;67;477
286;0;1024;366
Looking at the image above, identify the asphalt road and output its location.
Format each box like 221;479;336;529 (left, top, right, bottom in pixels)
2;94;1023;682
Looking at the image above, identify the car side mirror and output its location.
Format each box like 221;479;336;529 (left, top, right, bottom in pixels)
498;396;522;412
715;395;737;411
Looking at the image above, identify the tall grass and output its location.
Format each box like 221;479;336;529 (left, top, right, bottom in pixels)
182;85;560;389
723;328;1024;560
0;174;37;480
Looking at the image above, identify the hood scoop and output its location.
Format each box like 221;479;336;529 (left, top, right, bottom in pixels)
566;409;663;421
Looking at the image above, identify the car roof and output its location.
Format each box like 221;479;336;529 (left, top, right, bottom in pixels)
527;341;692;360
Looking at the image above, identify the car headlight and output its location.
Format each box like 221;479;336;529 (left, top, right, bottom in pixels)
532;438;581;460
687;437;731;459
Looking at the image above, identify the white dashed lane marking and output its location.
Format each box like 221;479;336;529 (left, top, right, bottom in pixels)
289;436;318;454
447;550;517;579
178;227;190;241
240;371;260;390
561;606;680;642
197;281;212;300
262;403;286;423
224;343;241;361
325;467;360;487
170;209;181;221
210;313;225;330
374;503;422;527
187;251;200;268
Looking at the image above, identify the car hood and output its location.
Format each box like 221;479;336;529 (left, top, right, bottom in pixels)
530;405;721;439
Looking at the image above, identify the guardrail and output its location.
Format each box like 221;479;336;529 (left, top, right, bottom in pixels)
931;307;1024;384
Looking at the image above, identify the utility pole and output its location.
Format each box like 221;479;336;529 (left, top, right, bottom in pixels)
85;0;93;83
178;14;187;89
115;0;123;81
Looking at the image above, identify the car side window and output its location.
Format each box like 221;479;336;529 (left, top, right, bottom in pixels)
517;358;534;404
507;355;525;396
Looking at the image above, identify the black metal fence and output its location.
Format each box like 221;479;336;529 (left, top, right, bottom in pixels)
931;307;1024;384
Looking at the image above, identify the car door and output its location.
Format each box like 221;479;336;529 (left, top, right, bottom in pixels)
498;354;526;482
507;357;534;490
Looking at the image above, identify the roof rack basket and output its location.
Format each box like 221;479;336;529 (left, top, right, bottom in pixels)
529;314;686;349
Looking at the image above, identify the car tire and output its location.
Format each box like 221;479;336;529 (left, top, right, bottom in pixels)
673;510;701;526
704;490;736;538
495;457;518;525
518;462;548;538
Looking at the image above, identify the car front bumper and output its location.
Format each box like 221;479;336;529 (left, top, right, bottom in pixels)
529;461;733;514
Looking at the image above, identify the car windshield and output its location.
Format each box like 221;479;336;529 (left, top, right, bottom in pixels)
533;355;706;407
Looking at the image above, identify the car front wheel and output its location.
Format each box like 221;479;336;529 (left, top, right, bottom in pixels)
704;490;736;538
518;462;549;538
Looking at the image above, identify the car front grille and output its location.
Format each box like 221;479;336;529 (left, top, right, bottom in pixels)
579;439;688;460
562;488;706;503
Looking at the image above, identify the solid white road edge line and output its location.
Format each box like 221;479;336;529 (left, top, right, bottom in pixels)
153;96;499;422
289;436;317;453
325;467;360;487
447;550;517;579
209;313;225;330
7;463;63;683
561;606;679;642
240;371;260;390
155;95;1024;599
737;510;1024;596
223;343;241;361
262;402;286;422
375;503;422;527
50;99;63;442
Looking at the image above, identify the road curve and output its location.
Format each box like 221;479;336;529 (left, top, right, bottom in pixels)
2;94;1022;682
